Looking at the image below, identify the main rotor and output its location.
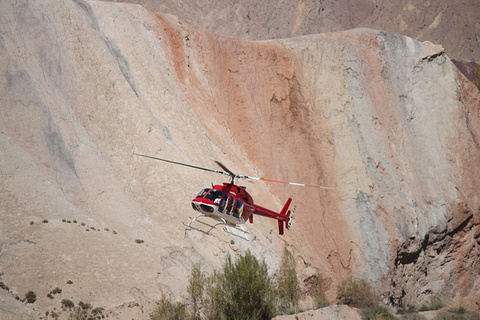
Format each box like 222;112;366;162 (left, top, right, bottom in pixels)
133;153;333;189
134;153;242;184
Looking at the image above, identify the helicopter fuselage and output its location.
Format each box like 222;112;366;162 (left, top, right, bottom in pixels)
191;183;293;234
191;183;253;225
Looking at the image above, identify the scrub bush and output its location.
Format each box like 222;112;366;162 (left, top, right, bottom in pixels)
219;251;276;320
150;294;188;320
336;277;377;308
277;246;301;313
25;291;36;303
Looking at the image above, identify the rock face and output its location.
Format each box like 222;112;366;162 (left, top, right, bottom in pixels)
114;0;480;62
276;31;480;308
0;0;479;318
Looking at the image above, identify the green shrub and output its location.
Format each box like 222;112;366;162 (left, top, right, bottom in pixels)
150;294;188;320
67;307;85;320
91;307;104;317
25;291;36;303
202;270;223;320
220;251;276;320
419;295;444;311
187;264;205;319
310;274;329;309
50;287;62;295
0;282;9;291
67;302;104;320
362;305;396;320
61;299;75;309
277;246;301;313
78;301;92;310
336;277;377;308
192;251;276;320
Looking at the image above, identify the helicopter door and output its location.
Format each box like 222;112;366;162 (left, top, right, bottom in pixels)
219;195;229;213
232;199;244;218
224;195;234;215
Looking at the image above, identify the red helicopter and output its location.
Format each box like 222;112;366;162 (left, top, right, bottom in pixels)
134;153;332;239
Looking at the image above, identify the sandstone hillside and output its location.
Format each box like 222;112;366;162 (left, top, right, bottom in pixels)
111;0;480;62
0;0;479;319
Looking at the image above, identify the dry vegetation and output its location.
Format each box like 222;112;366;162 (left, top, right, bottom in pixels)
150;247;323;320
147;249;477;320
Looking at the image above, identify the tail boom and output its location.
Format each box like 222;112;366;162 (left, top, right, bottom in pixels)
252;198;293;235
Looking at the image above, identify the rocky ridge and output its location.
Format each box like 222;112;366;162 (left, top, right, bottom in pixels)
111;0;480;62
115;0;480;90
0;0;479;318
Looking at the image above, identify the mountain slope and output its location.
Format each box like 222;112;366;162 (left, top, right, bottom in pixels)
0;0;479;318
110;0;480;62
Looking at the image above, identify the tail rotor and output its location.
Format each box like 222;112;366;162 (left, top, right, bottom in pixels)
287;205;296;230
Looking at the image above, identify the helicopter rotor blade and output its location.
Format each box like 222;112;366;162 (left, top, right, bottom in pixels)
211;159;333;189
134;153;231;177
246;176;334;189
214;161;236;177
214;161;257;181
134;153;333;189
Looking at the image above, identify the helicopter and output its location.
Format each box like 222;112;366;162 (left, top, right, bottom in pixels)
134;153;332;239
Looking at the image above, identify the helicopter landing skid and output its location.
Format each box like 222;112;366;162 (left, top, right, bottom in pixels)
183;214;225;235
183;214;250;241
223;224;250;241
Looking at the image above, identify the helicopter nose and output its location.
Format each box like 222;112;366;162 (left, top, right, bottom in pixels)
200;204;214;213
191;201;215;214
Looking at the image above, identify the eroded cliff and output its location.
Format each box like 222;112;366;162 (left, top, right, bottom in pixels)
0;0;479;318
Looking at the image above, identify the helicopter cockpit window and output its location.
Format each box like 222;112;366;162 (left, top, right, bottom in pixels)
205;189;224;204
233;199;244;218
196;188;211;198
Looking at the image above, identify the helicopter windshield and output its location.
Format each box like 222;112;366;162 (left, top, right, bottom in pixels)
204;189;224;204
196;188;211;198
195;189;244;218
